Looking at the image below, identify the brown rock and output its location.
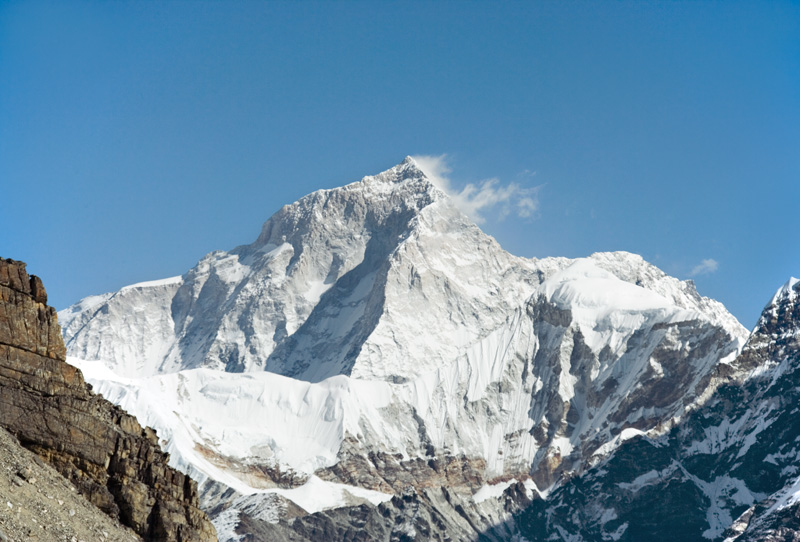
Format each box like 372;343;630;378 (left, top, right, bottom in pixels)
0;257;216;542
0;258;31;295
29;274;47;304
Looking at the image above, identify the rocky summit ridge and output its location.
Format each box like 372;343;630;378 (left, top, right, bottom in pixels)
0;257;216;541
56;158;790;541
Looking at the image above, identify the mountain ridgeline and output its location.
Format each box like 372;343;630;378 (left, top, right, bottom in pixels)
58;158;797;541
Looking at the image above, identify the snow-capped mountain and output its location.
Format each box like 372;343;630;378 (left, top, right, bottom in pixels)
61;158;545;382
60;158;751;541
503;277;800;542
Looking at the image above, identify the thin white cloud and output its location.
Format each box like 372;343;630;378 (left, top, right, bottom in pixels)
690;258;719;276
412;154;540;224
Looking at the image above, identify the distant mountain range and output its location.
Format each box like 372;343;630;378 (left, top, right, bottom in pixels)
60;158;798;541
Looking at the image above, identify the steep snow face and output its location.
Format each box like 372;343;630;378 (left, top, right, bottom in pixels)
59;279;183;377
61;158;542;382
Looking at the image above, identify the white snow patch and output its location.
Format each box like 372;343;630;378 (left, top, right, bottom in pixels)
303;279;333;304
258;475;392;514
619;428;646;441
593;428;647;458
120;276;183;290
683;472;762;540
617;469;662;492
609;522;628;540
599;507;618;524
523;479;542;500
473;478;517;503
212;508;245;542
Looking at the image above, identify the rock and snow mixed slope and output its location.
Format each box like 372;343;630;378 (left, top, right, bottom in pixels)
60;158;750;541
505;277;800;542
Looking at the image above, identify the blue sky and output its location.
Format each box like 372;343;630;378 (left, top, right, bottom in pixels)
1;1;798;328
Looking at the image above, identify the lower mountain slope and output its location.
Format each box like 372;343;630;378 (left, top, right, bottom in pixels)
501;277;800;541
0;424;139;542
0;257;216;541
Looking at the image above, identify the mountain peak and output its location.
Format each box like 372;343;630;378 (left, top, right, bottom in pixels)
770;276;800;307
756;276;800;338
60;158;747;385
356;156;433;189
732;276;800;374
62;159;508;380
251;158;445;253
57;159;755;541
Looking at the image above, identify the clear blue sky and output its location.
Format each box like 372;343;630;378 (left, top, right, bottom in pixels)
1;1;798;328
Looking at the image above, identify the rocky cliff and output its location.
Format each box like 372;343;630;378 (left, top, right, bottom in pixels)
0;257;216;542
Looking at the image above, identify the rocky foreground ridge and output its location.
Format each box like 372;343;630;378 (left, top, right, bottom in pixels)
0;422;140;542
0;258;216;541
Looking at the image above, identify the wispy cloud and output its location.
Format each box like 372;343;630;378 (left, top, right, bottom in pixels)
690;258;719;276
412;154;540;224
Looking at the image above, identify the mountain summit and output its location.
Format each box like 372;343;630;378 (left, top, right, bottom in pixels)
61;159;753;541
61;157;545;382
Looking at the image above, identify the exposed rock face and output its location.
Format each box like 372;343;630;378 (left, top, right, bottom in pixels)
229;486;523;542
0;424;141;542
0;257;216;542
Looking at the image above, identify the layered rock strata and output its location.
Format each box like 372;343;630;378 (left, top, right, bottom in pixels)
0;257;215;542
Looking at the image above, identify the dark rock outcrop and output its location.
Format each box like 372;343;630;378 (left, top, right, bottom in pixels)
0;257;216;542
223;485;519;542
